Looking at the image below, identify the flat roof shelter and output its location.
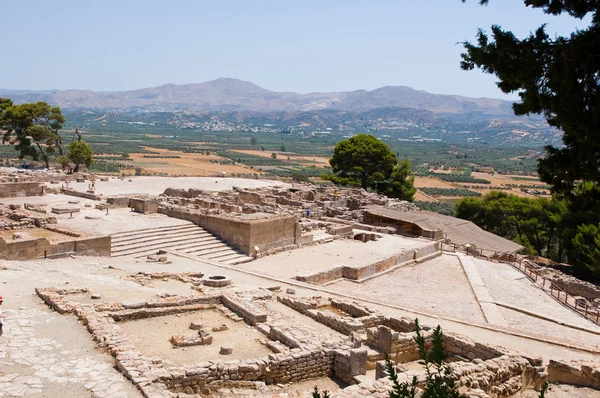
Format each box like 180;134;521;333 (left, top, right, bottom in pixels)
364;207;523;255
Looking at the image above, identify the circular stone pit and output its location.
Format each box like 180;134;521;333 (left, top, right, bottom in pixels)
202;275;232;287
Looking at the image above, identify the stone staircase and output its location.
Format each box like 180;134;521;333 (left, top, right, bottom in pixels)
110;223;253;265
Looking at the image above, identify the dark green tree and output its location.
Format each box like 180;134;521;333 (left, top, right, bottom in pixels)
68;140;93;172
460;1;600;197
455;192;568;260
329;134;398;190
250;136;258;146
571;223;600;278
0;100;66;168
56;155;70;170
384;159;417;201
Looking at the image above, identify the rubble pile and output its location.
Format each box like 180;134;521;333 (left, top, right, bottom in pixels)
0;204;57;231
158;184;418;231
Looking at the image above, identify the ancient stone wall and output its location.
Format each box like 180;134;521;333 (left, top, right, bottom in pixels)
0;236;50;260
73;236;111;257
548;360;600;389
129;198;159;214
0;182;43;198
159;206;300;256
0;235;110;260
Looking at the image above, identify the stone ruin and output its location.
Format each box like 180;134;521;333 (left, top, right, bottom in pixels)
32;271;600;398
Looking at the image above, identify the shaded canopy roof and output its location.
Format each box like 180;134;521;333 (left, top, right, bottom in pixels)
365;207;524;254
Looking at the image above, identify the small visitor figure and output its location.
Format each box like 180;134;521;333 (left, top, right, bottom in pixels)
306;208;311;218
0;296;5;336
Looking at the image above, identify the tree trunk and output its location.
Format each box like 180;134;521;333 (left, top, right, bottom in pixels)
361;173;368;189
73;163;80;173
34;141;50;169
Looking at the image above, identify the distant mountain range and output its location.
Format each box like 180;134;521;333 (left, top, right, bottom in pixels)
0;78;516;116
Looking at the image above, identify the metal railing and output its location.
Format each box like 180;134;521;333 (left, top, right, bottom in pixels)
442;241;600;326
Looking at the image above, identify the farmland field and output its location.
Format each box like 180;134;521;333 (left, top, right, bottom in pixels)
97;147;256;176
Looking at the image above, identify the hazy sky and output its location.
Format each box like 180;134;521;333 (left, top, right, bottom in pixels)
0;0;590;99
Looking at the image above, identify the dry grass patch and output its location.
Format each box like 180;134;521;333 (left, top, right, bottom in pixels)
123;147;255;176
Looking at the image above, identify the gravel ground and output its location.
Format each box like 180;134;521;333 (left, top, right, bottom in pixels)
329;255;487;323
119;311;273;364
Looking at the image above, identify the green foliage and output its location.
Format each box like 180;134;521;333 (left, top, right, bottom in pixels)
280;143;286;152
328;134;415;200
571;223;600;278
421;188;481;197
291;170;310;182
383;159;417;201
56;155;70;170
329;134;397;189
68;140;93;172
312;386;330;398
414;201;455;216
271;152;277;159
386;357;418;398
455;192;568;260
0;99;66;168
461;1;600;196
539;382;548;398
414;319;464;398
250;136;258;146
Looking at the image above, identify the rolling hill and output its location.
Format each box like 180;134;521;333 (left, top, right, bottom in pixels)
0;78;515;115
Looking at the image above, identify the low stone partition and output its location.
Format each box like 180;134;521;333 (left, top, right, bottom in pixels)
62;188;103;200
160;349;336;394
0;182;43;197
220;294;268;325
548;360;600;389
295;241;442;284
109;303;216;322
366;322;508;364
278;295;384;335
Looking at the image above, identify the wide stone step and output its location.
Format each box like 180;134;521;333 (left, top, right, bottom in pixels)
111;225;202;242
111;236;221;256
211;252;249;262
153;237;223;252
111;237;229;257
206;249;243;260
112;230;212;248
111;228;206;245
183;244;232;256
222;255;254;265
111;223;198;238
112;233;213;252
